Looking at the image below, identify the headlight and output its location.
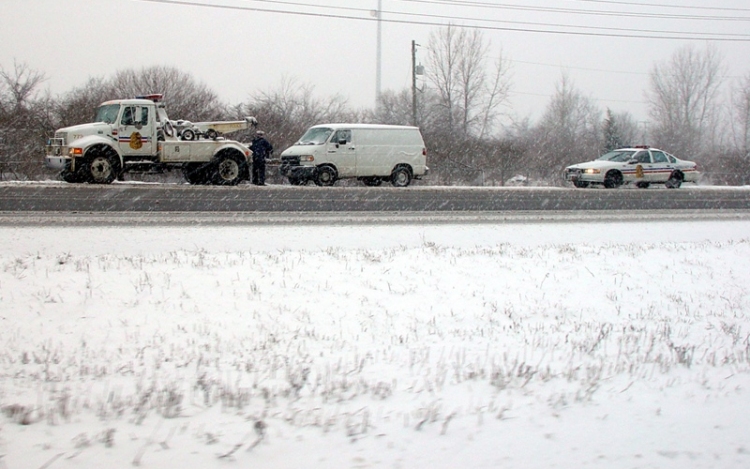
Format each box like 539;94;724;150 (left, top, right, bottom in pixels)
300;155;315;162
584;168;601;174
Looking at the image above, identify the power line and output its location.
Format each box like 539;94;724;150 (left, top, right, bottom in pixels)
396;0;750;22
245;0;750;40
131;0;750;41
573;0;750;14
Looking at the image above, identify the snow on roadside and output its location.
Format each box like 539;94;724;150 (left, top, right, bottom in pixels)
1;220;749;469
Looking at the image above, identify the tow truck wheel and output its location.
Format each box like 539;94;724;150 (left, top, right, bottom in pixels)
314;165;337;186
181;128;196;141
83;146;120;184
182;163;211;185
213;152;247;185
61;167;86;183
206;129;218;140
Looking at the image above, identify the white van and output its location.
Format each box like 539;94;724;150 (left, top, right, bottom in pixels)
279;124;428;187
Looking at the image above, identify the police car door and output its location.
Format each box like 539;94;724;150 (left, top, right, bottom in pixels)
649;150;671;183
118;105;154;157
632;150;654;182
327;129;356;177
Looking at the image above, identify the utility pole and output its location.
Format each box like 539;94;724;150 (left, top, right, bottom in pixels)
411;40;417;127
376;0;382;107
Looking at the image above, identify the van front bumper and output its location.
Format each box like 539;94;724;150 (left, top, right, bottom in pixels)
279;164;317;181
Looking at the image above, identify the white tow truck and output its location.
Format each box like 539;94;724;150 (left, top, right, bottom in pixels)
44;94;257;185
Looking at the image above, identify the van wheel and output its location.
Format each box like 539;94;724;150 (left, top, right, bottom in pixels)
362;177;382;187
314;165;337;186
390;166;412;187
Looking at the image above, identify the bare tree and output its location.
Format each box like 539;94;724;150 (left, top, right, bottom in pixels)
109;66;225;121
425;24;511;138
0;61;52;180
731;72;750;158
646;44;724;158
531;73;601;181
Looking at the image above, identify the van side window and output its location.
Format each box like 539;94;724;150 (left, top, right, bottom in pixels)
332;130;351;144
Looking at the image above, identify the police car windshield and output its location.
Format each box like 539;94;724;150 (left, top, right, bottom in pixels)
597;150;636;162
297;127;333;145
95;104;121;124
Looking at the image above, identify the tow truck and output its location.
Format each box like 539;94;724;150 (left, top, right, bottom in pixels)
44;94;257;185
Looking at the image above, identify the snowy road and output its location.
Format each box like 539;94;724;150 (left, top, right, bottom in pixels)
1;182;749;213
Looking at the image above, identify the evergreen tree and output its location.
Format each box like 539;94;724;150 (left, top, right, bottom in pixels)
603;108;622;151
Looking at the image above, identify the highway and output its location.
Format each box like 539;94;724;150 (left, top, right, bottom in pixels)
0;182;749;225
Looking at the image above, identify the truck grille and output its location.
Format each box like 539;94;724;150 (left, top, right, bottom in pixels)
281;155;300;166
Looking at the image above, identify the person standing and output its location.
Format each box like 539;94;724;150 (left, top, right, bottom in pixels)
250;130;273;186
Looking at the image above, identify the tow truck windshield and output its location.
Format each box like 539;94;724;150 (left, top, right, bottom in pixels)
95;104;121;124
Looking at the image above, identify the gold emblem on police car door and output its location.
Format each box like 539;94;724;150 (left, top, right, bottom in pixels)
129;132;143;150
635;164;644;178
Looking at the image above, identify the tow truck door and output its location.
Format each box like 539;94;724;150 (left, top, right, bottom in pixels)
118;105;154;157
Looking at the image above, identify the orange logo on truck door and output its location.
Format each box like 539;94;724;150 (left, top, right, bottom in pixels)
129;132;143;150
635;164;644;178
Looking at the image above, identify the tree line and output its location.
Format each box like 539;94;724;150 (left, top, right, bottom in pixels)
2;25;749;185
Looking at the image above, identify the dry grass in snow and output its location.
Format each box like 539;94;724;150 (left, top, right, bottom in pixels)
0;221;749;468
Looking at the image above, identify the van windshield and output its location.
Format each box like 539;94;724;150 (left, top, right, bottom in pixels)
297;127;333;145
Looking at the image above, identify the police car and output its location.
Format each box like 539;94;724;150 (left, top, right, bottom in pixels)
564;146;699;189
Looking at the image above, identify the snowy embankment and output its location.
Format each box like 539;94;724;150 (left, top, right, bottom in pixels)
1;220;749;469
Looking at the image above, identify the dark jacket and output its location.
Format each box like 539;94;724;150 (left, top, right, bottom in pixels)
250;136;273;161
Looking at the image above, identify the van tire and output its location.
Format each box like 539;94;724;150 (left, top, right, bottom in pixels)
390;166;412;187
314;165;337;186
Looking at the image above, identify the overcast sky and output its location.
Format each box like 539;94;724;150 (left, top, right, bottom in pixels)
2;0;749;124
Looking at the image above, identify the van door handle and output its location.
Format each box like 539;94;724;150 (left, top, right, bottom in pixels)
348;146;356;150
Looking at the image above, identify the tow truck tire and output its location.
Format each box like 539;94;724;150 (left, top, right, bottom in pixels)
206;129;218;140
314;165;337;186
83;146;120;184
182;163;211;185
213;151;247;185
390;166;412;187
181;128;196;141
603;170;623;189
61;166;86;183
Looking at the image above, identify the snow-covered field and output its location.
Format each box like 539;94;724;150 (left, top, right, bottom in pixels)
1;218;750;468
